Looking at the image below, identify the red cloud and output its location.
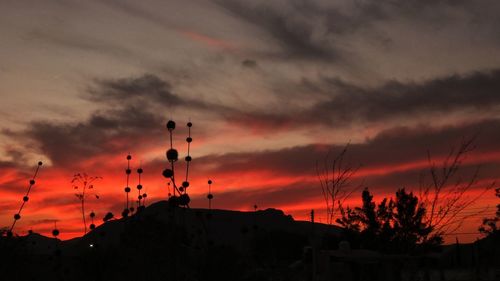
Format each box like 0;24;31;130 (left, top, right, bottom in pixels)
179;30;235;50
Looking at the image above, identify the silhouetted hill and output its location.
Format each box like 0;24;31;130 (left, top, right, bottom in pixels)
0;202;342;281
16;201;340;255
2;202;499;281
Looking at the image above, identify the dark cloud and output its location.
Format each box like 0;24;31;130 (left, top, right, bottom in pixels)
352;0;467;22
226;69;500;130
0;159;18;170
241;59;257;68
214;0;500;73
214;0;456;61
193;118;500;190
312;69;500;125
24;105;162;167
216;0;345;61
88;74;237;114
10;71;261;170
87;74;183;107
4;73;241;168
9;75;184;167
3;149;31;166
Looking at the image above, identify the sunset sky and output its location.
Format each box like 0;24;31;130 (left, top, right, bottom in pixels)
1;0;500;243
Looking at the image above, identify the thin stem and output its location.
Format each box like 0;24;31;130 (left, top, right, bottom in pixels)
82;183;87;234
138;168;142;207
185;125;191;183
10;162;42;233
170;130;175;197
126;156;130;209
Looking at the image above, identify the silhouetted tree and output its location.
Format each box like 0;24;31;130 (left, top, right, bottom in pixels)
337;187;439;253
357;188;380;236
479;187;500;236
336;204;361;233
392;188;435;252
376;197;395;248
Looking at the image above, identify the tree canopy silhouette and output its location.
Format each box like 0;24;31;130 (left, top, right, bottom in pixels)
479;187;500;236
337;187;440;253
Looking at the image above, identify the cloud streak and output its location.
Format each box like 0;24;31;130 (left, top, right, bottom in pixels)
224;69;500;131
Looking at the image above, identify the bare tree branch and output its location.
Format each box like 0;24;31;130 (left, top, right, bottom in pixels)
419;136;495;239
317;144;361;225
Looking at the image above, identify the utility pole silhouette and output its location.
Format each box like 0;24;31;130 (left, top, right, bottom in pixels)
310;209;317;281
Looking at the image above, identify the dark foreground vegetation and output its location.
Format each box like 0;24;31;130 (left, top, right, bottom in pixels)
1;199;499;281
0;202;330;281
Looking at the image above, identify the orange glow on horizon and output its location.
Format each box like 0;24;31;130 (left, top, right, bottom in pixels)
1;132;499;245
